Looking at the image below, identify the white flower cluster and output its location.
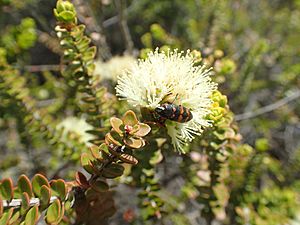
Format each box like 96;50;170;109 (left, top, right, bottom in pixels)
56;117;94;146
116;49;217;152
94;55;136;82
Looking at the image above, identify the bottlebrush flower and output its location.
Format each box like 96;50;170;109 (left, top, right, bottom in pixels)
116;49;217;153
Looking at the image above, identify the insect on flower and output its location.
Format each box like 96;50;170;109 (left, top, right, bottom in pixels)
154;94;193;124
116;49;217;152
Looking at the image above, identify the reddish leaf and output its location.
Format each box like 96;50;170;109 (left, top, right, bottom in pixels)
75;172;89;189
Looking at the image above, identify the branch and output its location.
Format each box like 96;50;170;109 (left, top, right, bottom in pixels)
235;89;300;121
2;196;58;208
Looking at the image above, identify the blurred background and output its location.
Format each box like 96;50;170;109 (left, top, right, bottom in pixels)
0;0;300;224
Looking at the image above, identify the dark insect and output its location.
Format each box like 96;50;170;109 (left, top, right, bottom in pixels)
154;103;193;123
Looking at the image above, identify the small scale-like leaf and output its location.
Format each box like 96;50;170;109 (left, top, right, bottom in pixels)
40;185;51;209
45;199;61;224
86;62;95;76
0;208;13;225
110;117;123;134
102;164;125;179
75;172;89;189
25;205;39;225
57;203;65;223
9;210;20;224
50;179;66;200
58;11;76;23
90;179;109;193
32;174;49;197
21;192;30;215
76;36;91;52
133;123;151;137
149;149;163;165
124;137;145;149
122;110;138;126
0;178;14;201
89;145;101;159
71;24;85;40
104;133;119;147
18;175;33;198
105;131;122;146
82;46;97;61
80;153;94;174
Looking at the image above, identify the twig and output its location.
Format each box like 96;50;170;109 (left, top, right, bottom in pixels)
2;196;58;208
23;65;64;72
235;89;300;121
114;0;134;54
102;0;136;28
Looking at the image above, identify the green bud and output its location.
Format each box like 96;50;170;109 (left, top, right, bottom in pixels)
54;0;76;23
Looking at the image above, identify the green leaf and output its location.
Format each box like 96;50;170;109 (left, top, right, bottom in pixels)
50;179;66;200
0;208;13;225
31;174;50;197
149;149;163;165
25;206;39;225
122;110;138;126
105;132;122;146
75;36;91;52
102;164;125;179
21;192;30;215
18;175;33;198
57;203;65;223
124;137;145;149
89;145;101;159
85;62;95;76
9;210;20;224
0;178;14;201
80;153;94;174
55;0;65;13
82;46;97;61
58;11;76;23
90;179;109;193
132;123;151;137
46;199;61;225
40;185;51;209
110;117;123;134
71;25;85;41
